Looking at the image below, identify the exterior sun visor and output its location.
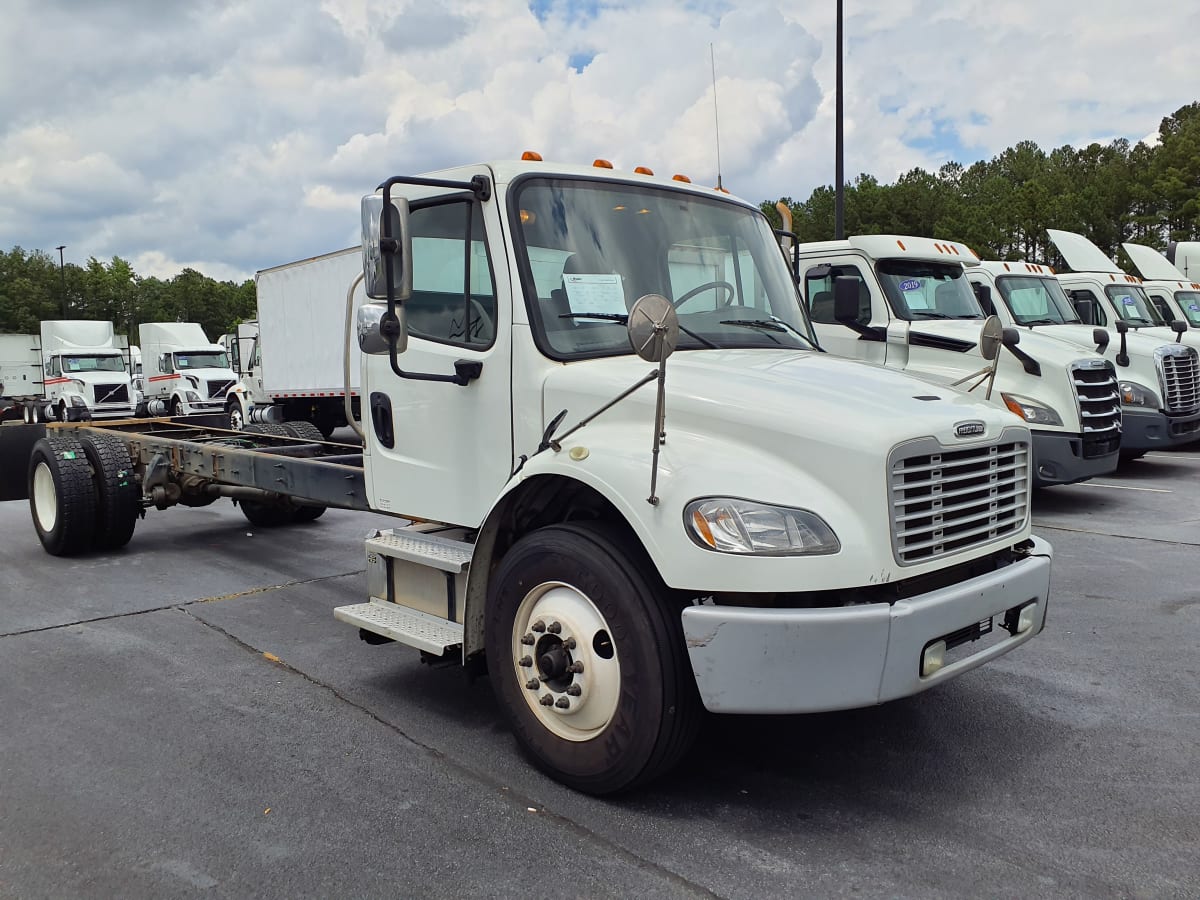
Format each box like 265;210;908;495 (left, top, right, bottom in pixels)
1045;229;1123;273
1122;242;1188;281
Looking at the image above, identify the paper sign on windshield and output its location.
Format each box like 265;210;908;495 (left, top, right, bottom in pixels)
564;273;627;316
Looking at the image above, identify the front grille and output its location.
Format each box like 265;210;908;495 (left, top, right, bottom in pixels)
1071;360;1121;457
93;383;129;404
207;379;235;399
1156;345;1200;414
890;434;1030;566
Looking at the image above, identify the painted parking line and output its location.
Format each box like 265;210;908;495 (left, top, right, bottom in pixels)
1074;482;1173;493
1143;453;1200;461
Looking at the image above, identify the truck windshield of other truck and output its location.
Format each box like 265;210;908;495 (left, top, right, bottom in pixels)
877;261;984;320
995;275;1081;325
61;354;127;373
1172;290;1200;326
510;178;816;359
173;351;230;370
1104;284;1164;325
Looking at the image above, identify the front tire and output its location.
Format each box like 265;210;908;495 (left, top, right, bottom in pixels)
485;522;701;794
226;402;244;431
28;435;98;556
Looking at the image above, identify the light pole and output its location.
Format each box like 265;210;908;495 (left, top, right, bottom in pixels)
55;245;67;317
834;0;845;240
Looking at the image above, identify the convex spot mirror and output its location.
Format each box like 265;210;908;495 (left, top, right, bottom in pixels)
978;315;1004;361
360;194;413;302
627;294;679;362
357;303;407;355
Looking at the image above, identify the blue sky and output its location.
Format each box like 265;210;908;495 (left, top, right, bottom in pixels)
1;0;1197;281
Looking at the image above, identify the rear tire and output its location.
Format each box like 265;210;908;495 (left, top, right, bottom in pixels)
28;435;98;556
79;431;140;551
244;422;291;438
485;521;701;795
282;420;325;443
238;499;294;527
291;504;327;523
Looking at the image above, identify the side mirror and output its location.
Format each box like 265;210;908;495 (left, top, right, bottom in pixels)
1093;328;1109;353
972;283;996;316
1001;327;1021;349
833;277;861;325
1114;320;1129;367
1172;319;1188;341
1073;299;1094;325
361;194;413;302
357;303;406;355
1115;320;1129;335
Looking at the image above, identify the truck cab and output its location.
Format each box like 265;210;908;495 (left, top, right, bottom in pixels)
40;320;136;421
1121;242;1200;332
139;323;238;417
966;260;1200;455
785;235;1120;486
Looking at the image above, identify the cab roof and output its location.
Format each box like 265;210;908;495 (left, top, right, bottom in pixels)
796;234;979;264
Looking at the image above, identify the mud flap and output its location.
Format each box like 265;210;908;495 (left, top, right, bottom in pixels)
0;423;47;500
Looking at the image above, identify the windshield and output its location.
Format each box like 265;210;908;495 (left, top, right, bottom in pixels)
510;177;817;359
61;354;126;373
174;351;229;370
1104;284;1164;325
997;275;1081;325
877;261;983;320
1174;290;1200;326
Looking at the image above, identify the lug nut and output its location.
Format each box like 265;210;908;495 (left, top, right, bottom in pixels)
531;620;546;633
555;697;570;709
539;694;555;706
566;685;582;696
518;656;532;667
562;637;576;650
525;679;540;690
520;633;535;645
566;661;584;674
547;621;562;634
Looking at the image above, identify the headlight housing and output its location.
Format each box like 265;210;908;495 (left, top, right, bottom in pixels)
1119;381;1160;408
185;390;202;402
684;498;840;556
1000;393;1063;427
69;395;88;407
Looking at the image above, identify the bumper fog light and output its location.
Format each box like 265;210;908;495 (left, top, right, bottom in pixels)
1017;603;1037;634
921;640;947;677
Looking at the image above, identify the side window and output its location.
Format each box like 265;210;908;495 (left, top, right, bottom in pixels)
408;201;496;348
1149;293;1173;322
804;264;869;325
159;354;173;373
46;357;61;377
1069;289;1106;326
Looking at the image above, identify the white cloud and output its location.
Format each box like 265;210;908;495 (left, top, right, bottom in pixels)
0;0;1197;280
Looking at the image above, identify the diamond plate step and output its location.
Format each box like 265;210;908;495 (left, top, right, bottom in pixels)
334;600;464;655
366;529;472;573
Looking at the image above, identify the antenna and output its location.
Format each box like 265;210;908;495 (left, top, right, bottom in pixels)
710;43;723;191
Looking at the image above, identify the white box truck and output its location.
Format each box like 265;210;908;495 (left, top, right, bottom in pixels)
966;260;1200;456
138;322;238;416
0;321;135;423
219;249;365;436
776;223;1122;487
4;158;1053;793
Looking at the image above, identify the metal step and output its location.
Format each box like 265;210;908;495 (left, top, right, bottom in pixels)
365;529;472;573
334;600;464;656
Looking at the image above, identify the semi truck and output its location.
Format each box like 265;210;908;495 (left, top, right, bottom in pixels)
219;249;365;436
776;225;1122;487
3;158;1053;793
138;322;238;417
965;260;1200;456
0;321;136;423
1121;242;1200;331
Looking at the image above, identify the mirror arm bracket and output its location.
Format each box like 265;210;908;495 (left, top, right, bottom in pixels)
386;344;482;387
1004;344;1041;376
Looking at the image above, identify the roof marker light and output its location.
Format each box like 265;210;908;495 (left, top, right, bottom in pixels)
1004;263;1011;271
521;150;543;161
672;174;691;183
634;166;654;175
593;159;613;169
897;240;907;251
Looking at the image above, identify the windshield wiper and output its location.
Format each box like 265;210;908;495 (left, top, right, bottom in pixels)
1124;316;1153;325
717;316;820;350
559;312;720;349
910;311;953;319
1021;318;1060;326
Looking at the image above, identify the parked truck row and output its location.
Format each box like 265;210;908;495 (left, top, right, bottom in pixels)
1;157;1057;794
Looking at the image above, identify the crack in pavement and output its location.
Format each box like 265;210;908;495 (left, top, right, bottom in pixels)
1035;523;1200;547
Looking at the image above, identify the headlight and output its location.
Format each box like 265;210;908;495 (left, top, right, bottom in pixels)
69;395;88;407
684;498;840;556
185;390;202;402
1119;381;1160;408
1000;393;1063;426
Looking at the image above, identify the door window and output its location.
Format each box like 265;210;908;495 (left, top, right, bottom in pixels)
1068;289;1107;326
407;201;497;348
804;264;870;325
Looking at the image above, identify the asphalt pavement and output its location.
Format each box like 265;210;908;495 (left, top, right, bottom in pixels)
1;446;1197;898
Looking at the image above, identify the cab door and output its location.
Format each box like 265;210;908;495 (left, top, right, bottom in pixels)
802;261;887;364
362;171;513;527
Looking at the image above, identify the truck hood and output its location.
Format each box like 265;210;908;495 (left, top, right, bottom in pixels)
542;349;1026;454
176;367;238;383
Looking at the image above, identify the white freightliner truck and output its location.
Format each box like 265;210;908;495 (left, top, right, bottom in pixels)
4;159;1053;793
1121;242;1200;332
138;322;239;417
965;260;1200;456
777;227;1122;487
219;249;365;436
0;321;136;423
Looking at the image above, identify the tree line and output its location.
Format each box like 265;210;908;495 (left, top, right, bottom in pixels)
0;250;256;343
763;102;1200;270
4;101;1198;340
